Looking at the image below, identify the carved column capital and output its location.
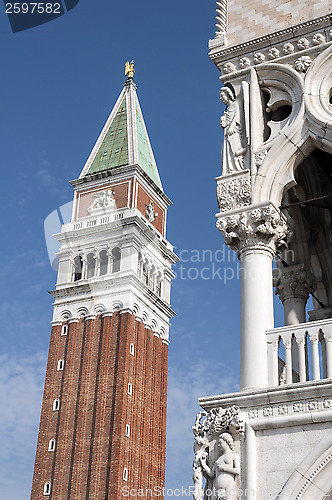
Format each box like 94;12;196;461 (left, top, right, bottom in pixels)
273;264;316;303
216;203;289;257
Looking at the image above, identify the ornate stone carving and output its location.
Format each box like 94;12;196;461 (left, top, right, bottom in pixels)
200;434;240;500
278;404;288;415
313;33;326;45
253;52;265;64
254;149;267;168
216;174;251;212
215;0;227;37
248;408;258;419
192;407;244;500
273;264;316;303
239;57;251;68
223;62;236;74
87;189;115;215
219;86;246;174
308;401;318;411
297;38;310;50
263;407;273;417
323;399;332;409
145;201;158;222
268;48;280;60
293;402;304;413
295;55;312;72
283;42;295;55
216;204;289;255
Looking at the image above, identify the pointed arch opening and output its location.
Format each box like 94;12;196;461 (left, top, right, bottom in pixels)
278;147;332;323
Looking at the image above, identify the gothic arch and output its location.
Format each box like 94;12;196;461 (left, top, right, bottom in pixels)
252;44;332;206
277;432;332;500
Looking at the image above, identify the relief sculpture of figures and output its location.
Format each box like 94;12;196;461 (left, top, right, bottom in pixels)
192;407;244;500
200;433;240;500
219;85;246;174
145;200;158;222
87;189;116;214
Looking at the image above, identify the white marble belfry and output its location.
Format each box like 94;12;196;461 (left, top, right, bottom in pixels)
194;2;332;499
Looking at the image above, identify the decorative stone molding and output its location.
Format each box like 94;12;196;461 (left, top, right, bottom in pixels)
76;307;89;318
94;304;106;314
273;264;316;303
293;402;304;413
60;310;72;321
209;14;332;72
215;0;227;38
216;203;289;255
192;407;244;500
313;33;326;45
268;48;280;59
253;52;265;64
112;300;123;312
294;55;312;72
263;407;273;417
283;42;295;55
295;451;332;500
248;408;258;419
216;171;251;212
223;62;236;74
297;38;310;50
278;404;288;415
239;57;251;68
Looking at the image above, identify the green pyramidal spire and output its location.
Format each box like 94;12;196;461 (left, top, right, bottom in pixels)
79;75;163;190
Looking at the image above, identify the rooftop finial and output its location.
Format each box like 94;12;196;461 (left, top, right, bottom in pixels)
125;60;135;79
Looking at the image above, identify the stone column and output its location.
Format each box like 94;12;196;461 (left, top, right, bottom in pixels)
217;203;289;390
273;264;315;326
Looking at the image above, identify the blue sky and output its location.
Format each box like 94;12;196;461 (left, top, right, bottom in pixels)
0;1;285;498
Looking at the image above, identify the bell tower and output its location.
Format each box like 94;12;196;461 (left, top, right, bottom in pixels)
30;65;177;499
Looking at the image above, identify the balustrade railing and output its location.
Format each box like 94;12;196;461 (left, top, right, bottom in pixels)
266;318;332;387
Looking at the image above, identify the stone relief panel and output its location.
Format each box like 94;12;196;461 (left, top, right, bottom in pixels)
192;407;244;500
216;172;251;212
87;189;116;215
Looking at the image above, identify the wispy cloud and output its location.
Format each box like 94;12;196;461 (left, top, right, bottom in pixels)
165;358;238;496
0;352;47;500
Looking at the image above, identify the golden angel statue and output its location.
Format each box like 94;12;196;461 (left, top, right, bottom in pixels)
125;60;135;79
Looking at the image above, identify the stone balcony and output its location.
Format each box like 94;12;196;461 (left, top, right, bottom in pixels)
266;318;332;388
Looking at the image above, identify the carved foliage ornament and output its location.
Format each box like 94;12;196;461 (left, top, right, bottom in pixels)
192;407;244;500
217;175;251;212
216;205;289;254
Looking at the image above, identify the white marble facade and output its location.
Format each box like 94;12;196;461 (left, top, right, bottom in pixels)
194;1;332;499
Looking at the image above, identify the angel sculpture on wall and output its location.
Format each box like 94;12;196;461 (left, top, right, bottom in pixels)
219;85;246;174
